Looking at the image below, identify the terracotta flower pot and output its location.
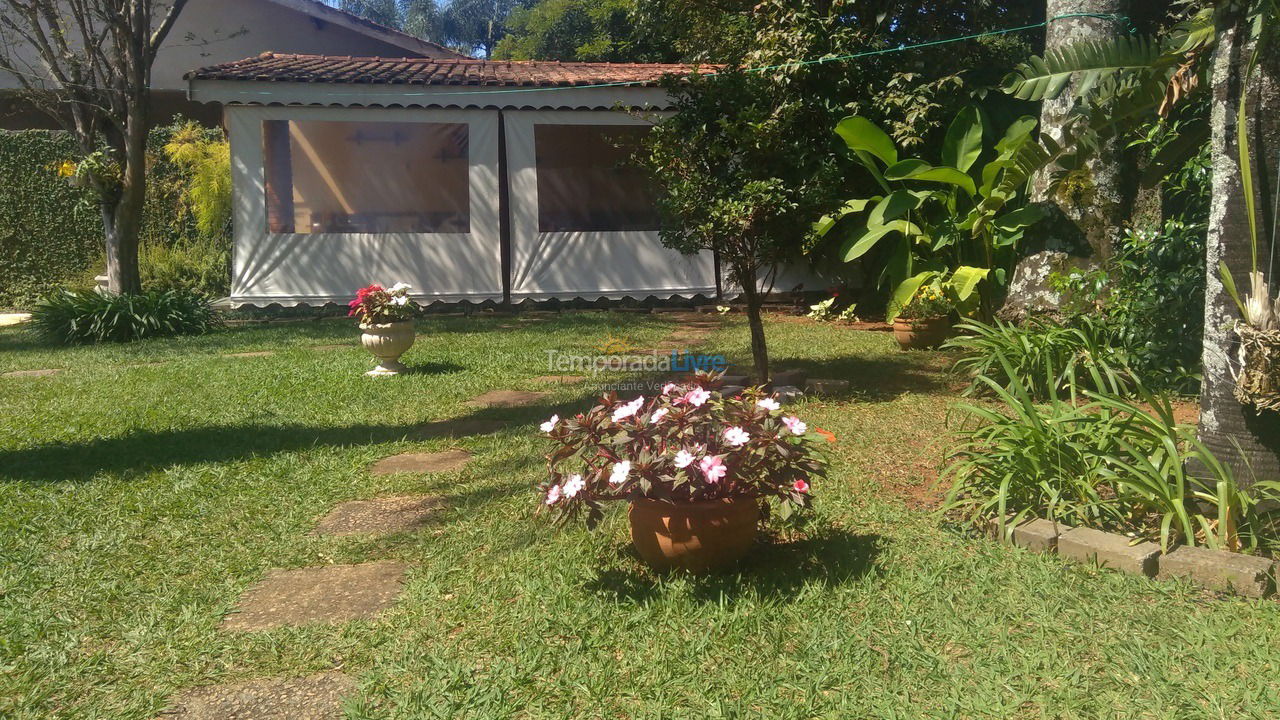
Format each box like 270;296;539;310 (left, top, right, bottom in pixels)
893;316;952;350
360;320;415;376
628;497;760;572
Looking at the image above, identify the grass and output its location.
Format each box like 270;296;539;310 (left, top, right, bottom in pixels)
2;312;1280;718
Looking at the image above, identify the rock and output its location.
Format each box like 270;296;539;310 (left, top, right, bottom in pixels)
721;385;745;396
721;374;750;387
156;671;354;720
1157;545;1275;598
773;385;804;404
465;390;548;408
368;450;471;475
1058;527;1160;577
312;495;445;537
772;369;808;387
1012;518;1072;553
222;561;408;631
804;378;850;395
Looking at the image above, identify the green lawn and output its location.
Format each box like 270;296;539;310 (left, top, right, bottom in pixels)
2;312;1279;719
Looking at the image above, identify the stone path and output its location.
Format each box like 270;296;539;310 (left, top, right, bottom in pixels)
2;368;62;378
156;671;354;719
529;374;587;384
368;450;472;475
0;312;31;327
312;495;445;537
226;351;275;358
222;561;408;631
413;418;506;439
465;389;548;408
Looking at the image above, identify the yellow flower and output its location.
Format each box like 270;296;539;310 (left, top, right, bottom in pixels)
56;160;77;178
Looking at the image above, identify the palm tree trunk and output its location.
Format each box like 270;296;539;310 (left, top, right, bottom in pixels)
1197;6;1280;485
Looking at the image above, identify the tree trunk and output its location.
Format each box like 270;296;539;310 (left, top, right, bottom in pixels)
104;98;149;294
1197;7;1280;485
736;262;770;383
1001;1;1132;321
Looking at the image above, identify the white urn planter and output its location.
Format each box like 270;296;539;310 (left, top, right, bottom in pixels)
360;321;415;376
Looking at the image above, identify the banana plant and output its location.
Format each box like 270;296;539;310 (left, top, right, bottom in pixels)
815;105;1044;320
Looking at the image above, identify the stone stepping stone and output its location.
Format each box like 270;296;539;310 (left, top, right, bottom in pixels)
157;671;353;719
465;389;548;408
413;418;506;439
226;351;275;358
369;450;472;476
222;561;407;631
2;368;62;378
530;375;587;384
313;495;445;537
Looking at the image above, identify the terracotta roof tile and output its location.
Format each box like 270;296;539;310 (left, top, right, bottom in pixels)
186;53;717;88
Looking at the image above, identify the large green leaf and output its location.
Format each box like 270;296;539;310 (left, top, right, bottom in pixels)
1002;35;1167;102
943;105;984;173
947;266;990;301
813;197;879;237
887;272;938;321
834;116;898;167
839;220;922;262
868;190;926;226
885;159;976;196
993;204;1045;231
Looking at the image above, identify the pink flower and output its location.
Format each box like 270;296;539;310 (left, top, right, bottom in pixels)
545;485;562;505
699;455;727;483
540;414;559;433
650;407;669;424
562;474;585;498
609;461;631;486
757;398;781;412
680;388;711;407
782;416;807;435
673;449;696;469
612;395;645;422
723;426;750;446
793;479;809;493
661;382;679;395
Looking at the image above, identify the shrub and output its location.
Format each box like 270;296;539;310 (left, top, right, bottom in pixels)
31;288;219;344
945;316;1134;400
537;373;827;528
140;236;230;297
943;352;1280;554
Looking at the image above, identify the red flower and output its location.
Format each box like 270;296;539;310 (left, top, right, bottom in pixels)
793;479;810;493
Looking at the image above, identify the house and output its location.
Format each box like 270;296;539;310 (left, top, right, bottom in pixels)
186;53;736;306
0;0;464;129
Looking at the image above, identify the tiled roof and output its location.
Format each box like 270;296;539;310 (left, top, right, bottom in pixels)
186;53;716;87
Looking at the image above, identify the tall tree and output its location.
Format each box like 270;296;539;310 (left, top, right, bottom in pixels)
1199;2;1280;483
0;0;190;294
339;0;402;28
439;0;535;58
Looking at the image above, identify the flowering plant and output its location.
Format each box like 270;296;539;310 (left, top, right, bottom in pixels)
538;373;827;528
896;283;953;320
348;282;417;325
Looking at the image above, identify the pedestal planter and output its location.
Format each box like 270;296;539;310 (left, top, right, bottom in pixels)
360;321;415;376
628;497;760;572
893;316;952;350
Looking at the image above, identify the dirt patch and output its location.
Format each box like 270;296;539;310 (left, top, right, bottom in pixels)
156;671;354;719
221;561;408;631
529;375;588;384
412;419;507;439
369;450;472;476
465;389;548;408
312;495;445;537
2;368;63;378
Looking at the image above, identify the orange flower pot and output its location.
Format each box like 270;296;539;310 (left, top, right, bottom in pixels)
893;316;952;350
628;497;760;572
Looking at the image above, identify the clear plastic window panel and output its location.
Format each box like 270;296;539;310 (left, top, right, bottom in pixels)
264;120;470;234
534;124;660;233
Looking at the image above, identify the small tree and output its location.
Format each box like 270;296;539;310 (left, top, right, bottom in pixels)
645;69;840;382
0;0;190;294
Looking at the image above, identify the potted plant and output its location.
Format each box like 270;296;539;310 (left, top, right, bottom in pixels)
348;282;418;376
893;284;954;350
537;373;827;572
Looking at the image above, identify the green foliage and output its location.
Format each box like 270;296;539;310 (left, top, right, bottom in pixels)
139;236;231;298
943;351;1280;553
0;121;231;308
162;122;232;238
30;288;219;344
494;0;637;61
946;317;1134;400
817;106;1044;320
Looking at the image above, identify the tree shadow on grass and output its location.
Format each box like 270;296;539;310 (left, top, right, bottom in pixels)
583;529;884;604
775;355;960;401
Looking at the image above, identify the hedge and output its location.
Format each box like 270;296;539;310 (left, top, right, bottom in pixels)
0;122;219;309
